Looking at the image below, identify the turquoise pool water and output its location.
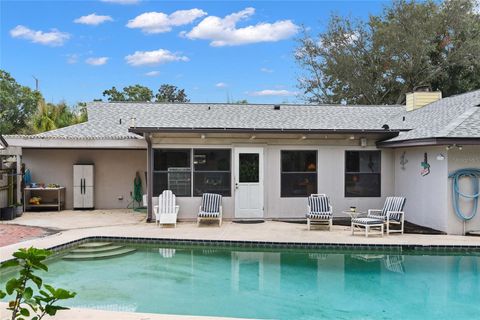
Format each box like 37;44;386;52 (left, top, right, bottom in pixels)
2;245;480;319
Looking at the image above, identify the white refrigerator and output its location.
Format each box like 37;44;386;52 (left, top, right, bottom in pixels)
73;164;94;209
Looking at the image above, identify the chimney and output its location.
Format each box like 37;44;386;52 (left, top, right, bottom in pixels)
406;87;442;111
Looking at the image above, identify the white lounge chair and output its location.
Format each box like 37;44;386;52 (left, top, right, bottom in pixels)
306;194;333;231
197;193;223;227
351;196;406;236
367;196;406;234
153;190;179;227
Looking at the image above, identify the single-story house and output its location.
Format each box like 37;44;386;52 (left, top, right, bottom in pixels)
5;89;480;235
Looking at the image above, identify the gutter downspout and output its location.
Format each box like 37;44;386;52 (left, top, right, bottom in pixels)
145;133;153;222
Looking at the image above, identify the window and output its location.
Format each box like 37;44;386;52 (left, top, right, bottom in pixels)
345;151;381;197
281;150;317;197
193;149;231;196
153;149;191;196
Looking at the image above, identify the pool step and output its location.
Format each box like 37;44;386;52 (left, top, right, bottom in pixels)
63;244;136;261
68;245;125;255
77;242;113;248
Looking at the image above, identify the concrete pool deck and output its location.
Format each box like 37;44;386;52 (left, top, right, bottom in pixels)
2;209;480;261
2;209;480;320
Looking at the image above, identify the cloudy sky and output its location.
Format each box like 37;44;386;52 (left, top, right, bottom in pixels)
1;0;387;104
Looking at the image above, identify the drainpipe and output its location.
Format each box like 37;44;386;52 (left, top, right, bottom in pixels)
145;133;153;222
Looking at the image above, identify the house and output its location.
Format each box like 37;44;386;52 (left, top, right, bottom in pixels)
4;89;480;234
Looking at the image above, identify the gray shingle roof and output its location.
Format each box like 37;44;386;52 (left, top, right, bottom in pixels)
90;102;404;131
384;90;480;142
7;90;480;143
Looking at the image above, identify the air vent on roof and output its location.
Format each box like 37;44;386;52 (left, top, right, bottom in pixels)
119;119;122;125
382;124;390;130
273;105;281;110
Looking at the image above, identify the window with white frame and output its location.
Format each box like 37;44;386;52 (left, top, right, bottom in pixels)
281;150;317;197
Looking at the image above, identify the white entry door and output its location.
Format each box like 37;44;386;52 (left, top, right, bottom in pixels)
234;147;264;218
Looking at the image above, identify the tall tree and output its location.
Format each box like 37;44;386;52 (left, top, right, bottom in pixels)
123;85;153;102
155;84;190;103
102;86;126;102
0;70;42;134
295;0;480;104
30;100;88;133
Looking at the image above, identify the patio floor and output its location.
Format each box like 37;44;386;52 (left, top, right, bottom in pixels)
2;209;480;262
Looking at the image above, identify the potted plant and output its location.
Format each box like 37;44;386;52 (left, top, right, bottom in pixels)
0;205;16;220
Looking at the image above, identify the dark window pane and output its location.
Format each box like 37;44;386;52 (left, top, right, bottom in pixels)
281;173;317;197
281;151;317;172
239;153;259;183
154;149;190;171
153;171;191;197
346;151;381;173
193;172;231;196
345;173;381;197
194;149;230;171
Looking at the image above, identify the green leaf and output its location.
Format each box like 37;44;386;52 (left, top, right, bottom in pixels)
1;260;20;269
5;278;19;295
20;307;30;316
0;290;6;299
24;287;33;299
44;284;55;295
54;288;76;300
30;274;43;288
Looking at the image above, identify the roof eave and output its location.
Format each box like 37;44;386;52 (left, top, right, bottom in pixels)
377;137;480;148
129;127;403;135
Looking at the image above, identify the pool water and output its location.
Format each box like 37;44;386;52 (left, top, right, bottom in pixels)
2;245;480;319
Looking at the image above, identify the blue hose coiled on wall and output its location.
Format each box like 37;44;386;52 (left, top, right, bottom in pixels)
449;168;480;221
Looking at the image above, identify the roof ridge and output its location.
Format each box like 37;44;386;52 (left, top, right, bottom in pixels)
436;106;480;137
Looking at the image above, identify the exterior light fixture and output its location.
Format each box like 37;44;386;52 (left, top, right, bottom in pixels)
200;134;206;139
301;135;307;140
458;145;463;151
250;135;256;140
349;135;355;140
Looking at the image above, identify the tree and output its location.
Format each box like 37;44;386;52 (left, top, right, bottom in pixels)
0;70;42;134
102;86;126;102
295;0;480;104
123;85;153;102
29;100;87;133
155;84;190;103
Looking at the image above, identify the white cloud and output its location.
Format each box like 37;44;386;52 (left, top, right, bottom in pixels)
127;9;207;34
66;54;79;64
125;49;189;66
101;0;140;4
74;13;113;26
184;7;299;46
145;70;160;77
260;67;273;73
215;82;227;88
249;89;297;97
85;57;109;66
10;25;70;46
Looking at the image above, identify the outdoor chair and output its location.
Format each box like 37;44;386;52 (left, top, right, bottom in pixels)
197;193;223;227
351;196;406;236
153;190;179;227
306;194;333;231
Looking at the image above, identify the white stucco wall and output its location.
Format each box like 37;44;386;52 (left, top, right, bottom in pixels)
152;141;394;220
447;146;480;234
22;149;147;210
394;146;449;232
22;141;395;220
266;145;395;219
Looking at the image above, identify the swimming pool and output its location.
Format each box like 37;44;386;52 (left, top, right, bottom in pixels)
2;242;480;319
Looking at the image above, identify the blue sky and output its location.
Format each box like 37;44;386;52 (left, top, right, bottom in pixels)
1;0;388;104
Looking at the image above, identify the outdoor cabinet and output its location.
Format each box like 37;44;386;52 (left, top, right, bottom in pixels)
73;164;94;209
